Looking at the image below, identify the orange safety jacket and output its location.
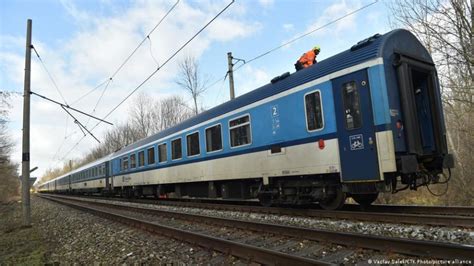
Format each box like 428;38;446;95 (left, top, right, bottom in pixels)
298;50;317;68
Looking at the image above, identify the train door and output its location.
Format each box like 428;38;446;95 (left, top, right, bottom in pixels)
105;162;111;192
332;70;380;182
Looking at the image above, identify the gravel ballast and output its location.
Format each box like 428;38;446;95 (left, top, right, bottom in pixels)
2;195;238;264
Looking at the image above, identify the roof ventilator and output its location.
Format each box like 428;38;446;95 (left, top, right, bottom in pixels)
271;72;290;84
350;33;381;51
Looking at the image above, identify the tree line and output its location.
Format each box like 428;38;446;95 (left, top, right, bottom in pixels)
0;92;20;203
383;0;473;205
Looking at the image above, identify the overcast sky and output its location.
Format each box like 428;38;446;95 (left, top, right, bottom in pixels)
1;0;391;179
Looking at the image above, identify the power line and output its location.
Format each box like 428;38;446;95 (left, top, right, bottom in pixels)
53;0;181;163
110;0;180;80
58;0;235;162
78;0;179;126
31;45;69;105
69;0;180;107
234;0;379;71
96;0;235;124
30;91;113;125
70;79;109;105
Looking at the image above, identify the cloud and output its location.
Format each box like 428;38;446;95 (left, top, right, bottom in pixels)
1;0;260;178
283;23;294;32
258;0;274;9
235;65;271;96
281;0;362;49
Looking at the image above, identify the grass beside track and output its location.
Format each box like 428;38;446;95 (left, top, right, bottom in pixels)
0;201;48;265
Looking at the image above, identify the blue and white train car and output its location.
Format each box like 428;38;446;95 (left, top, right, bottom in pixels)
38;155;111;194
41;29;453;209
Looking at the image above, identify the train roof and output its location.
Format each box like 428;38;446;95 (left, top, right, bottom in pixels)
108;29;433;157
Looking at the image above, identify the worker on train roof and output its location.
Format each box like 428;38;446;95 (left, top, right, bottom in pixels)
295;45;320;71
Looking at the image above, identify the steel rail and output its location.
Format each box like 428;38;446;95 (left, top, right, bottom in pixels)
40;194;474;260
38;193;474;227
38;195;330;266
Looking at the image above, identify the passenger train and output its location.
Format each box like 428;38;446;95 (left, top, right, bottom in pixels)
38;29;454;209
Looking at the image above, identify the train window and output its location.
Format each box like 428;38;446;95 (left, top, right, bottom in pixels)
342;81;362;130
304;91;324;131
147;147;155;165
229;115;252;147
171;138;182;160
158;143;167;162
138;151;145;167
130;154;137;168
122;157;129;171
206;124;222;152
186;132;200;157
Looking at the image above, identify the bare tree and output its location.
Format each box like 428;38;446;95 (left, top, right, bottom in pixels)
129;92;154;139
0;91;19;202
389;0;473;205
175;55;209;115
156;95;193;131
39;93;195;184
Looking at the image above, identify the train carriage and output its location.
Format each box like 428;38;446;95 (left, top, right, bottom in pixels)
40;29;453;209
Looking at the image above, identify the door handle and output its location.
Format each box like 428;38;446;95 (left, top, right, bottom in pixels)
368;137;374;145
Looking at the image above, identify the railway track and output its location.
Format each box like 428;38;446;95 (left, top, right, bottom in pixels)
39;194;474;261
47;194;473;228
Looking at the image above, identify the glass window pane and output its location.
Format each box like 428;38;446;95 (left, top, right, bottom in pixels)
158;144;167;162
342;81;362;130
171;139;182;160
122;157;129;170
138;151;145;167
305;91;324;130
229;115;251;147
206;124;222;152
147;147;155;164
130;154;136;168
186;132;200;156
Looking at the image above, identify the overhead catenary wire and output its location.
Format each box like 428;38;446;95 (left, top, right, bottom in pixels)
53;0;181;163
70;79;109;105
200;0;380;103
61;105;101;143
58;0;235;161
30;91;113;125
31;45;69;105
234;0;380;72
95;0;235;123
69;0;180;108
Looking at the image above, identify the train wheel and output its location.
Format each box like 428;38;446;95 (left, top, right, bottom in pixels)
352;193;378;208
319;188;346;210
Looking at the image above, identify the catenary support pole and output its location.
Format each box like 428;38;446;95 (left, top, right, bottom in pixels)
227;52;235;100
21;19;32;226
